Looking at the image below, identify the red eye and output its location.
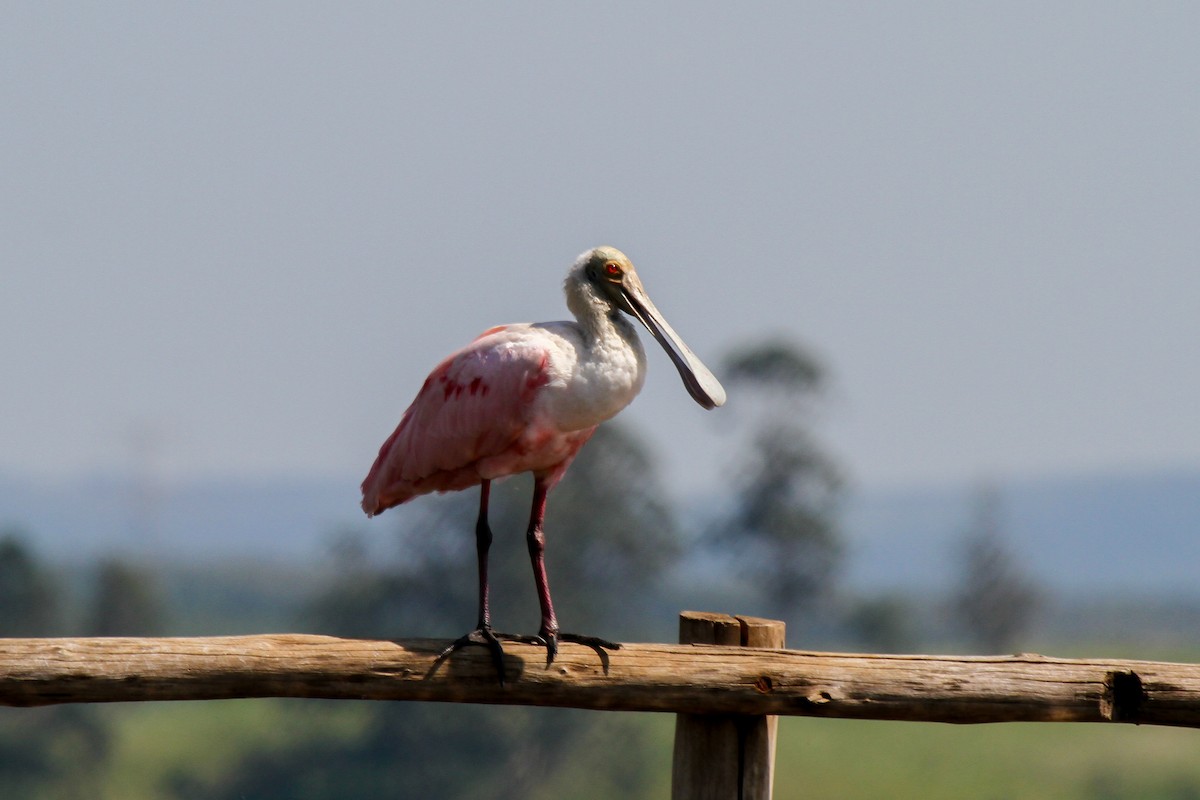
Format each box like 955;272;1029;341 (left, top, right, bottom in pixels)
604;262;622;277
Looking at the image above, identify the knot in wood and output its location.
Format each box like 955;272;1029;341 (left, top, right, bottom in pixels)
1101;670;1146;722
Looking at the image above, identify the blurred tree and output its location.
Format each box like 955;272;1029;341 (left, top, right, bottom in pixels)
952;485;1043;652
308;423;677;642
0;707;110;800
527;422;679;635
843;593;919;653
0;531;62;636
213;420;677;799
0;531;110;798
707;339;843;623
85;558;168;636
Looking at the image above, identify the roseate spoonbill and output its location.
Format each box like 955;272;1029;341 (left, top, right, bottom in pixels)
360;246;725;681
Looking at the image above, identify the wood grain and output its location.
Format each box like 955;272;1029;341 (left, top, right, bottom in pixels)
672;612;786;800
0;634;1195;728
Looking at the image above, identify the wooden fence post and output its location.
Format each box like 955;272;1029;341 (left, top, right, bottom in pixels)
671;611;787;800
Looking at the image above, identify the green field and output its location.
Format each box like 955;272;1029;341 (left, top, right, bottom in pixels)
100;700;368;799
771;717;1200;800
79;699;1200;799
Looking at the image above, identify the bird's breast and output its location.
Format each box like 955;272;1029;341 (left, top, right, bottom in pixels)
534;320;646;432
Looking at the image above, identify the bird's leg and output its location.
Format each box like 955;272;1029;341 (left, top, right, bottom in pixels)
473;479;495;632
525;476;559;659
436;480;508;683
507;476;620;666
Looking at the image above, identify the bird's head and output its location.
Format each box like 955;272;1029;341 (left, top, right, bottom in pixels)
567;246;726;410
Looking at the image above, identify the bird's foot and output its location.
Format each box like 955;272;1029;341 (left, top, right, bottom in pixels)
436;625;508;685
498;630;621;667
435;626;621;683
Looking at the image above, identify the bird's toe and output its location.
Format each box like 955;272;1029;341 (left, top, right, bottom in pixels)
437;626;508;685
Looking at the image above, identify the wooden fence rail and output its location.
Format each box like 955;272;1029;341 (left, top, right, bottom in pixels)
2;629;1198;728
6;609;1200;800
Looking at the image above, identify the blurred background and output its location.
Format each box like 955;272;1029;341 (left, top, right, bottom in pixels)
3;3;1199;798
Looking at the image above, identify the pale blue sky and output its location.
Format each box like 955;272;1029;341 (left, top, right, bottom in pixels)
3;4;1198;497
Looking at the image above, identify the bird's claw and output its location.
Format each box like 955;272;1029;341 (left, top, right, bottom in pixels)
437;625;508;685
559;632;621;651
437;627;622;682
497;630;621;666
557;632;621;670
495;631;558;664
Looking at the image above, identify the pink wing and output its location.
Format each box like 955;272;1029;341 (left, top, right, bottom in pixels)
361;326;551;515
